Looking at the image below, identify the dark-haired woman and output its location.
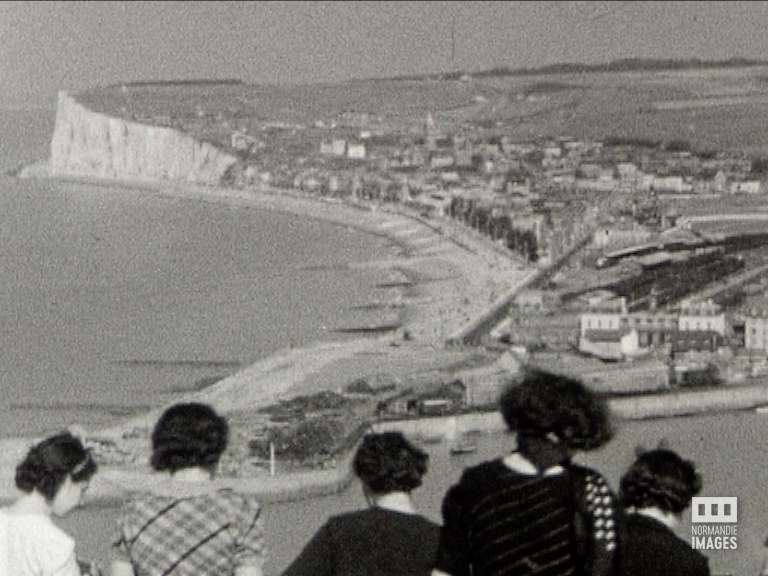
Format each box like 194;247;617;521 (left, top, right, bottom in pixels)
433;369;620;576
281;431;440;576
110;402;266;576
619;448;709;576
0;430;98;576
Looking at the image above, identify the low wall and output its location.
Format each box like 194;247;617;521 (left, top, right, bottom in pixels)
374;412;505;438
5;384;766;506
376;383;768;439
609;383;768;419
446;235;592;346
92;462;355;505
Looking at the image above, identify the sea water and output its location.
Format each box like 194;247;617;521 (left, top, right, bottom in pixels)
5;109;765;576
61;410;767;576
0;108;398;436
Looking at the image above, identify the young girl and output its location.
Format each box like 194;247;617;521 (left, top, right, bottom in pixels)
619;448;710;576
0;430;98;576
111;402;266;576
433;369;619;576
282;432;440;576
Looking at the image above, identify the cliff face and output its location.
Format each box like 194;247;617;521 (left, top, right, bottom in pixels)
46;91;238;185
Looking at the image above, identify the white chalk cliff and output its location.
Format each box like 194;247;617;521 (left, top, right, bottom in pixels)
40;91;238;185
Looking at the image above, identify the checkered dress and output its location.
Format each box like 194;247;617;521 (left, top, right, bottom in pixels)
112;489;266;576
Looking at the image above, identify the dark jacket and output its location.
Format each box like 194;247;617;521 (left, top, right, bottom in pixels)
620;513;710;576
281;507;440;576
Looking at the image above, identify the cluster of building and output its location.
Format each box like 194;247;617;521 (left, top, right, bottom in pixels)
221;111;765;268
228;107;768;398
497;289;768;392
86;82;767;271
86;83;768;403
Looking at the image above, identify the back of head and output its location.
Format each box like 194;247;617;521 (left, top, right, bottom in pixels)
499;369;613;451
15;431;97;501
353;432;429;494
620;448;702;514
151;402;229;473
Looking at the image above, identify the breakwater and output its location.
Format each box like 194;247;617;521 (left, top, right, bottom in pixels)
377;383;768;440
91;461;356;505
60;382;768;506
609;382;768;419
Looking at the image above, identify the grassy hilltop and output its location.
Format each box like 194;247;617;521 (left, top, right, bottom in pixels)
75;59;768;156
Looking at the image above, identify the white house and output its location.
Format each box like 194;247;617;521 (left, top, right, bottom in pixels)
729;180;762;195
652;176;692;194
678;299;727;336
745;310;768;352
332;139;347;156
347;143;366;160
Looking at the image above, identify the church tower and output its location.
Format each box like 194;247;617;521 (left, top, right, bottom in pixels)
425;112;437;151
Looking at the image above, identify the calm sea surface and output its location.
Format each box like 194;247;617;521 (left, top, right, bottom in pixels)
0;108;398;436
4;109;766;576
64;410;768;576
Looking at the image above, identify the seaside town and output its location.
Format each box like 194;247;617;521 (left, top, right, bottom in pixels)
9;5;768;574
70;70;768;477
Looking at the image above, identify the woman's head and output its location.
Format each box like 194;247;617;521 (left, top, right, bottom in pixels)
150;402;229;474
620;448;702;514
352;432;429;495
499;369;614;451
15;431;97;508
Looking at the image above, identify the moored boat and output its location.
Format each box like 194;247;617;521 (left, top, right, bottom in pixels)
450;440;477;455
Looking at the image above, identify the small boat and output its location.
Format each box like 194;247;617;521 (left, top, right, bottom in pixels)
755;405;768;414
330;323;401;334
419;434;444;445
450;440;477;455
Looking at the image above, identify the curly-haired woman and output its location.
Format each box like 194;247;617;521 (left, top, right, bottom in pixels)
0;430;98;576
619;448;709;576
281;431;440;576
433;369;620;576
110;402;266;576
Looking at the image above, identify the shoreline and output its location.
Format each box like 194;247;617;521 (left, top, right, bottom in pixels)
7;378;768;507
0;172;533;502
5;172;768;506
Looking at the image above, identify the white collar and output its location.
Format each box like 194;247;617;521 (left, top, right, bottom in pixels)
7;492;52;517
632;507;679;529
170;467;213;482
372;491;416;515
502;452;565;476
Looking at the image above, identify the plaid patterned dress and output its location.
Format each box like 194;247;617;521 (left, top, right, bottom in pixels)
112;488;266;576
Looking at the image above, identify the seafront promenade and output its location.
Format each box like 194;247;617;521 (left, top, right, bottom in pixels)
3;177;768;576
5;338;768;506
5;176;768;505
0;175;531;502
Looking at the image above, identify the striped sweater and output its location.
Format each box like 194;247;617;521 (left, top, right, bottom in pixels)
435;459;618;576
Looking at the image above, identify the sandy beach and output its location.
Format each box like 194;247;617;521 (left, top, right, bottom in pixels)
3;182;764;576
0;179;533;502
